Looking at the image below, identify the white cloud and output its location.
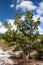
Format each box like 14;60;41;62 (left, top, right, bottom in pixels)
36;1;43;15
33;15;43;22
37;9;43;15
40;17;43;22
0;26;7;34
10;4;14;8
16;1;37;11
0;21;7;33
21;16;25;21
0;21;2;27
17;0;20;3
17;0;24;4
38;26;43;34
33;15;40;22
17;0;21;4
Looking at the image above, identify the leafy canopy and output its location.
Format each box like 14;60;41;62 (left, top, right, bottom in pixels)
14;9;40;54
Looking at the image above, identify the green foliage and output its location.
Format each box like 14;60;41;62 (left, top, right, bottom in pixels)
3;29;16;42
4;21;12;30
15;33;29;52
3;40;10;50
14;9;40;54
4;22;9;28
0;34;3;39
3;9;43;59
3;21;17;42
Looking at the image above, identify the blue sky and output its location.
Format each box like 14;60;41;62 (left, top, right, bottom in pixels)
0;0;43;34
